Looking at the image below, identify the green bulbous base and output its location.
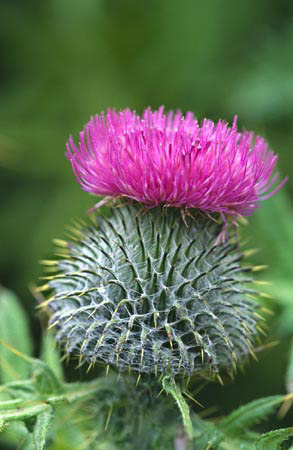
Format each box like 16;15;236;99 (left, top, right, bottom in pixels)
45;205;262;379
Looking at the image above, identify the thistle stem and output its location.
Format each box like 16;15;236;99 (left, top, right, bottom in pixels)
162;375;193;440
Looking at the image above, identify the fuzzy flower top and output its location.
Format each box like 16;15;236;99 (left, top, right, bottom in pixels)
67;106;287;217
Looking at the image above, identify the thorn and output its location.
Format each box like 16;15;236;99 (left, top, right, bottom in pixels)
140;348;144;365
250;349;258;361
76;353;83;369
48;320;59;330
256;326;267;337
260;306;273;315
116;373;121;382
217;374;224;385
40;260;58;266
157;387;164;398
255;340;279;352
36;284;50;292
104;404;113;431
259;292;273;299
106;365;110;376
243;248;259;258
52;238;68;247
65;339;70;352
60;353;68;363
252;265;268;272
86;362;93;374
37;296;56;309
180;208;188;227
278;397;293;419
63;315;74;325
253;280;271;286
80;339;88;352
136;374;141;386
183;391;204;408
125;329;130;342
238;216;248;226
0;338;32;363
98;334;105;347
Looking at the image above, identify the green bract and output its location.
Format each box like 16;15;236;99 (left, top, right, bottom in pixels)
44;205;262;379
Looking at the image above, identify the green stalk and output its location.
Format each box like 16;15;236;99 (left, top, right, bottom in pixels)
162;375;193;440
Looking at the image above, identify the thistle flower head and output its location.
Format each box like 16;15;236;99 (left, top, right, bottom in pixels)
43;205;263;379
67;106;287;217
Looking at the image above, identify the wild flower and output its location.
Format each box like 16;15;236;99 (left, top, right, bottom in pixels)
67;106;287;217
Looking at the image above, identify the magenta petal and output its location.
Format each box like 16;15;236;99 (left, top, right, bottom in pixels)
67;107;287;216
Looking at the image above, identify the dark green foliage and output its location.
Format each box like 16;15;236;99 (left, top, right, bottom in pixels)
45;204;261;378
0;291;292;449
256;428;293;450
0;288;33;383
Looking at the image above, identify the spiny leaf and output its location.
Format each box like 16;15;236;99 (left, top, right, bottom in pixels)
0;288;33;383
0;403;51;423
256;427;293;450
0;338;63;396
193;427;224;450
218;435;257;450
33;407;54;450
219;395;284;435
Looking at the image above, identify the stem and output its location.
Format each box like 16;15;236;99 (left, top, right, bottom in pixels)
162;375;193;440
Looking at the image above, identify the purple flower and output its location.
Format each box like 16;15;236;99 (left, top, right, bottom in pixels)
67;106;287;217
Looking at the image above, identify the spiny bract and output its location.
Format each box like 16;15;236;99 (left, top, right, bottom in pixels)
44;204;262;379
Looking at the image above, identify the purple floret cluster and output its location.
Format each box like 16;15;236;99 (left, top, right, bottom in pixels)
67;106;287;217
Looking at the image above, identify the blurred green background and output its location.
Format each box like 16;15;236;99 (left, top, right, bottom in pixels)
0;0;293;426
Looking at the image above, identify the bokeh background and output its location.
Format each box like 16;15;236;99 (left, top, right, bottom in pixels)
1;0;293;433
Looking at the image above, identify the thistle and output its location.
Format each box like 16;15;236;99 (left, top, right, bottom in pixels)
44;204;262;379
40;107;286;413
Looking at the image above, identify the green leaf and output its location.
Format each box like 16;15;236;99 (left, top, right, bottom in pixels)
32;359;64;396
193;428;224;450
0;288;33;383
40;334;64;382
219;396;284;435
33;407;54;450
0;403;51;423
256;427;293;450
0;421;30;447
219;436;256;450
